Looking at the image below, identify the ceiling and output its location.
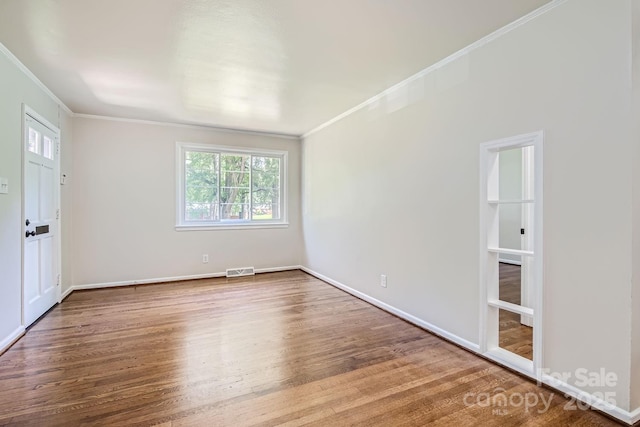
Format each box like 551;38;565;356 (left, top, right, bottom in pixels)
0;0;551;136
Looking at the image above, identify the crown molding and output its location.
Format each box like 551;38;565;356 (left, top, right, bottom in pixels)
0;42;73;116
73;113;302;140
302;0;568;139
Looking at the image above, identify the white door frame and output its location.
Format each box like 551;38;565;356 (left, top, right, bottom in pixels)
22;104;62;326
479;130;544;379
520;146;535;327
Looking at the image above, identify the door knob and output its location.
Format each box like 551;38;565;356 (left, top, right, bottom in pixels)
25;219;30;226
25;231;35;238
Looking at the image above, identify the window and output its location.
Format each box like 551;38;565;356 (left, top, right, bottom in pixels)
176;143;287;229
27;121;55;160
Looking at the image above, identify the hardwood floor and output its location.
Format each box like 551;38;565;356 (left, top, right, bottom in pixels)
499;263;533;360
0;270;617;426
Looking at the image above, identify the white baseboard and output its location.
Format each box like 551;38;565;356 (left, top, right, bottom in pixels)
0;325;25;355
61;286;74;301
540;374;640;425
300;265;636;425
299;266;480;353
629;406;640;425
72;272;226;291
65;266;301;294
255;265;301;274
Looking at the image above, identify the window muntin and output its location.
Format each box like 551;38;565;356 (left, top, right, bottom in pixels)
177;143;286;228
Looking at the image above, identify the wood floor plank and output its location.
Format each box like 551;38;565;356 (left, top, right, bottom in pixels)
0;270;619;426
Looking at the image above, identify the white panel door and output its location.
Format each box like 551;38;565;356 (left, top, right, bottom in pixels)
24;113;60;327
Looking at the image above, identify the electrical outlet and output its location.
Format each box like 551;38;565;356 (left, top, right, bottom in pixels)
380;274;387;288
202;254;209;264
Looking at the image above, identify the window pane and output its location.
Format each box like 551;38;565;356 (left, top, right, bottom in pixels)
498;147;525;200
220;203;250;220
186;203;219;221
185;151;219;221
220;154;250;220
252;156;280;220
499;308;533;361
498;203;533;253
28;128;40;154
43;136;54;159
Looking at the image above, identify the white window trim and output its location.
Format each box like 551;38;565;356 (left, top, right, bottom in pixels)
175;142;288;231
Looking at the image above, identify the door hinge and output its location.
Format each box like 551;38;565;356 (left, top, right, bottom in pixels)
57;274;60;286
56;142;60;155
56;209;60;219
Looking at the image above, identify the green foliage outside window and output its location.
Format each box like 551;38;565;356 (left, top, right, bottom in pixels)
184;150;281;222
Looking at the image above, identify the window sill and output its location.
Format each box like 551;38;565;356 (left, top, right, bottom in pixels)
175;222;289;231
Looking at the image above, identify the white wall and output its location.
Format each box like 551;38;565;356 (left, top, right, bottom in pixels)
632;106;640;409
0;47;72;347
631;0;640;412
60;112;74;293
302;0;635;412
71;117;302;286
